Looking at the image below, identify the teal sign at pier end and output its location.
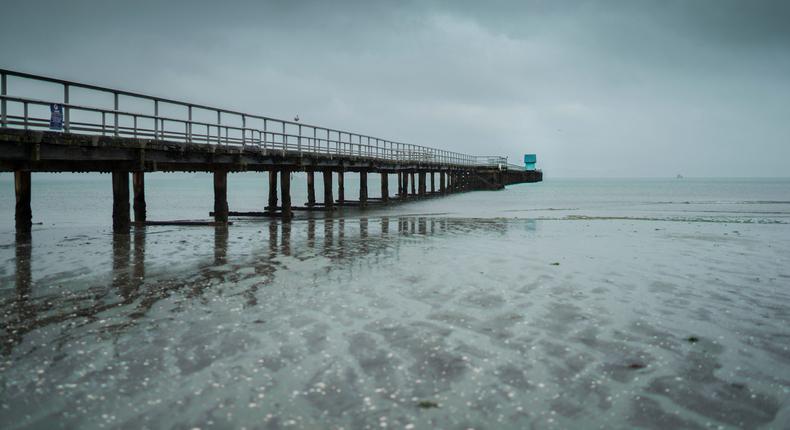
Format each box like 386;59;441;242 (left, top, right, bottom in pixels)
524;154;537;171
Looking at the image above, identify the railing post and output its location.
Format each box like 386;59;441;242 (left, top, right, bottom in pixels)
154;100;159;140
188;105;193;142
298;124;302;153
282;122;286;150
263;118;268;149
217;111;221;145
1;72;6;128
64;84;70;133
113;92;119;136
242;114;246;146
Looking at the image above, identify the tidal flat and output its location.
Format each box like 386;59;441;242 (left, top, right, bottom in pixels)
1;177;789;429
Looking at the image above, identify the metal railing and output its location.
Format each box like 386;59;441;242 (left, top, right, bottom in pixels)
0;68;511;168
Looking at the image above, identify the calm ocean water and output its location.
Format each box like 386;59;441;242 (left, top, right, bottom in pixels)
1;175;789;429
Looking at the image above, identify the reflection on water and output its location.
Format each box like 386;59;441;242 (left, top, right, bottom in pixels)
1;215;789;429
2;216;489;356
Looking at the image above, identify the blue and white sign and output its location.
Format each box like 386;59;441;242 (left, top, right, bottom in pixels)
49;104;63;130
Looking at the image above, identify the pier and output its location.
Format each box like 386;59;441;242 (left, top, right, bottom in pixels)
0;69;542;233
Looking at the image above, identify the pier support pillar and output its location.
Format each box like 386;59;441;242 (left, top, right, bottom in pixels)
14;171;32;234
132;172;146;223
337;170;344;205
113;171;131;232
213;170;228;223
268;170;278;211
410;172;416;195
418;172;426;196
440;172;446;193
359;171;368;206
381;172;389;202
403;171;410;197
397;172;403;196
306;170;315;207
280;169;292;219
323;169;334;210
430;172;435;193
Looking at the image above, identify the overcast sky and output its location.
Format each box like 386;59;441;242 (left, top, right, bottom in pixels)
1;0;788;177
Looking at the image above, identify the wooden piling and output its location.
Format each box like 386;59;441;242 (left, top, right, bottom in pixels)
280;169;292;219
397;172;403;196
323;169;334;209
337;170;344;205
403;171;409;197
306;170;315;207
440;171;446;193
132;171;146;223
213;170;228;223
430;172;435;193
359;170;368;206
14;171;31;234
381;172;389;201
418;172;426;195
268;170;278;210
112;171;131;232
410;172;416;195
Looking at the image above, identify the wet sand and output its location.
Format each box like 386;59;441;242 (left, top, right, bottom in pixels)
1;211;789;429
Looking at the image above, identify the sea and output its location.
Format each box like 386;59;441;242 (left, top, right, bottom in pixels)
1;174;789;429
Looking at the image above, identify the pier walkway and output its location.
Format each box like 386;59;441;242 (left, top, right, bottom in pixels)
0;69;541;232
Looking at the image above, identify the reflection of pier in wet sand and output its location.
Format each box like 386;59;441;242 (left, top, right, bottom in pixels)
1;216;510;354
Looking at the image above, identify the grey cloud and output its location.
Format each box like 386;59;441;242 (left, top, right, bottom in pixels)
1;0;788;176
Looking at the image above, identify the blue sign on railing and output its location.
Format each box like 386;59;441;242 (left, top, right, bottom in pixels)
49;104;63;130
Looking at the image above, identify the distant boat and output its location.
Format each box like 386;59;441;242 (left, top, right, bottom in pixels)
676;174;684;179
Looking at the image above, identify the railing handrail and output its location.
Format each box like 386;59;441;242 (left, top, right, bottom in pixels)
0;68;520;168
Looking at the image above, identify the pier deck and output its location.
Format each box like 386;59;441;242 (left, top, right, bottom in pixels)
0;69;541;232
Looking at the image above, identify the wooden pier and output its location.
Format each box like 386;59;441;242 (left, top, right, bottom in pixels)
0;69;542;233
